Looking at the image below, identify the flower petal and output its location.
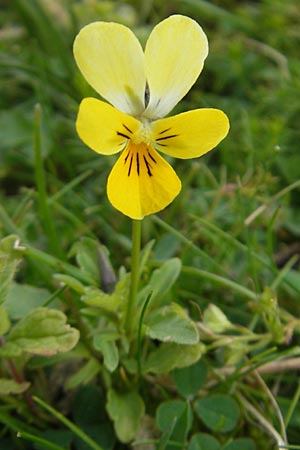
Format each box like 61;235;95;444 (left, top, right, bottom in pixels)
144;15;208;119
152;108;230;159
74;22;146;116
107;143;181;219
76;98;140;155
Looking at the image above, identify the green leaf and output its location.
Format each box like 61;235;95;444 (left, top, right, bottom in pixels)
156;400;192;450
188;433;221;450
153;233;181;261
222;438;256;450
93;334;119;372
172;360;207;398
73;385;107;425
0;305;10;335
0;378;30;395
139;239;155;274
0;235;24;305
144;302;199;345
66;359;101;390
0;307;79;358
69;237;100;285
202;304;232;333
144;343;205;374
4;282;52;320
53;274;85;294
106;389;145;443
138;258;181;307
70;238;116;290
82;275;130;315
194;395;240;433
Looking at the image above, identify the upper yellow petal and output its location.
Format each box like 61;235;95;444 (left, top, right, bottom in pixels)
73;22;146;116
152;109;230;159
107;143;181;219
76;97;140;155
144;15;208;119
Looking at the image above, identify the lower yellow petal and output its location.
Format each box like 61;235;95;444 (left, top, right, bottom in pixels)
76;97;140;155
107;143;181;219
152;109;230;159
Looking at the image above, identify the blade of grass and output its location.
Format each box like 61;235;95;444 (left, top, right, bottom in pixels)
24;244;94;285
245;179;300;226
14;0;73;73
181;265;257;301
193;216;300;294
17;431;65;450
33;396;104;450
238;393;287;447
271;255;299;291
151;215;227;275
49;169;93;204
279;446;300;449
284;380;300;428
34;103;62;258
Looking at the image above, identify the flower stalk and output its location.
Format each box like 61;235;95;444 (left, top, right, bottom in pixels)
125;219;142;335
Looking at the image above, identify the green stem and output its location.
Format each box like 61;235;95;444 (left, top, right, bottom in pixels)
125;219;142;334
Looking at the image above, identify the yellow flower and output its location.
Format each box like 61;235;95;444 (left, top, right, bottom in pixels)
74;15;229;219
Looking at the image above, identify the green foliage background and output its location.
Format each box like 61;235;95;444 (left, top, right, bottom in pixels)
1;1;300;449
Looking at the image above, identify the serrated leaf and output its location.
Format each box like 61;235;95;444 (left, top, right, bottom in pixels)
93;335;119;372
138;258;181;308
0;307;79;358
106;389;145;443
0;378;30;395
194;395;240;433
144;343;205;374
82;275;130;314
144;303;199;344
188;433;221;450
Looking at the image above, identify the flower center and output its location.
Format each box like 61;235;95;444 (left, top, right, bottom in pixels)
131;119;153;146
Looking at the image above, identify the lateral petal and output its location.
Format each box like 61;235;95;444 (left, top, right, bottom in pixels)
74;22;146;116
152;108;230;159
76;98;140;155
144;15;208;119
107;143;181;219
